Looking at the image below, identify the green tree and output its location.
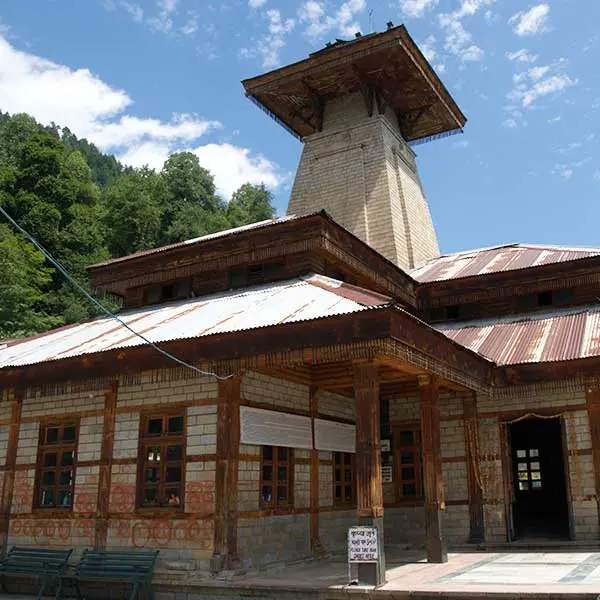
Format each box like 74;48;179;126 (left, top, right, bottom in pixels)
0;224;59;337
227;183;276;228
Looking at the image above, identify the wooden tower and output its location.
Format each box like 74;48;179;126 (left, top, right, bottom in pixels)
242;24;466;271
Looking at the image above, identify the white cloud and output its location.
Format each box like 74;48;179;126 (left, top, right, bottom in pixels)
509;3;550;37
552;164;573;180
0;35;282;200
419;35;437;62
521;75;576;106
249;0;267;7
398;0;439;19
557;142;582;154
241;9;295;67
594;170;600;182
506;48;538;63
502;118;518;128
529;65;550;80
148;0;179;33
298;0;365;40
181;16;198;36
548;116;561;124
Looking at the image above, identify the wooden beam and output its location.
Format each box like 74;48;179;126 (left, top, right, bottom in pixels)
351;65;374;117
302;79;324;132
95;380;118;549
585;379;600;528
310;385;321;554
213;377;242;571
418;374;447;563
463;391;484;544
0;387;23;555
353;360;386;584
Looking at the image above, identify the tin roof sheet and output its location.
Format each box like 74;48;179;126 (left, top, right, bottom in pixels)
410;244;600;283
0;274;390;370
437;305;600;365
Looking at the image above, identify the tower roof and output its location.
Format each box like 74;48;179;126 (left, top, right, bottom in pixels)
241;24;466;143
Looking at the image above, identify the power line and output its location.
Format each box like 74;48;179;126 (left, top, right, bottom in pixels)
0;204;232;380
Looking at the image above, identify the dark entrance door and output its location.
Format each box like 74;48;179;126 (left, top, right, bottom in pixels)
510;417;569;540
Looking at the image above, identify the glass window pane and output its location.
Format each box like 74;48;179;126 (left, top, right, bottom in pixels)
530;462;540;470
40;489;54;506
400;451;414;464
262;485;272;503
166;467;181;483
344;485;353;501
59;471;73;486
519;481;529;490
402;467;415;481
167;445;182;461
143;488;158;505
334;468;341;483
44;453;57;467
335;486;342;500
398;431;414;445
532;481;542;489
277;486;287;502
277;447;288;461
518;462;527;471
46;428;59;444
166;488;181;505
518;472;529;481
517;450;526;458
146;446;161;462
145;468;160;484
168;416;184;434
61;451;74;467
62;426;76;442
344;468;352;483
529;449;539;457
262;465;273;481
277;466;287;481
148;419;162;435
334;452;341;465
58;491;72;507
402;483;416;496
42;471;56;485
531;471;541;480
262;446;273;461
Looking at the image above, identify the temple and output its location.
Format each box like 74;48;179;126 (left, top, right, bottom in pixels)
1;23;600;592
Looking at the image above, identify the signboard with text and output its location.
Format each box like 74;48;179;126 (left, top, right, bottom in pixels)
348;526;379;563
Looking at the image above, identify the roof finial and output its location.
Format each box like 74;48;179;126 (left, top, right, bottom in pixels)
386;21;394;30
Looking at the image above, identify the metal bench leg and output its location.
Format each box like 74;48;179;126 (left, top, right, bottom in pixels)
128;581;139;600
147;583;155;600
36;575;48;600
75;579;83;600
55;576;64;600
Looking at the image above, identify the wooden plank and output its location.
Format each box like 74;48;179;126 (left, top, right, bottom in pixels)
310;385;321;554
586;379;600;527
418;374;447;563
463;391;484;543
213;377;241;572
95;380;118;550
0;387;23;555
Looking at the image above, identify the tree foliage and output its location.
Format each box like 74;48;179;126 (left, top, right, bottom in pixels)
0;111;278;339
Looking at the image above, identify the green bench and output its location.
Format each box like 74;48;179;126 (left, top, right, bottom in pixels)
69;549;159;600
0;546;73;600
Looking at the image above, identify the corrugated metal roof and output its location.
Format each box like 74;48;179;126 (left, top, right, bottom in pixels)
410;244;600;283
437;305;600;365
89;214;317;269
0;274;390;370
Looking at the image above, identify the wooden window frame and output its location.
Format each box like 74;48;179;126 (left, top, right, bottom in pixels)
34;421;79;511
137;411;186;511
333;451;356;506
394;427;423;502
259;446;294;508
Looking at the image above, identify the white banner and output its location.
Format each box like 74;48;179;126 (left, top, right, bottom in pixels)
314;418;355;453
240;406;312;449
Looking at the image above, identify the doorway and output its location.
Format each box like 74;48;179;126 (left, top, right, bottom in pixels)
509;417;570;540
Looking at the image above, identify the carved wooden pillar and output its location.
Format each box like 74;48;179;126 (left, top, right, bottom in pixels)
95;380;118;550
0;386;23;555
585;379;600;530
310;385;321;553
213;377;241;571
353;361;385;583
418;374;447;563
463;391;485;544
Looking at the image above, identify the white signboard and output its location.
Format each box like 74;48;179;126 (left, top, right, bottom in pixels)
348;526;379;562
240;406;312;449
382;465;393;483
314;419;355;453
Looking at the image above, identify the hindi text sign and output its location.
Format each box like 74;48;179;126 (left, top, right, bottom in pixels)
348;526;379;563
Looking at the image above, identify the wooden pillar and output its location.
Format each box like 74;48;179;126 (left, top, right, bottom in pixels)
463;391;485;544
418;374;447;563
213;377;241;571
585;379;600;529
353;361;385;584
310;385;321;554
95;380;118;549
0;387;23;555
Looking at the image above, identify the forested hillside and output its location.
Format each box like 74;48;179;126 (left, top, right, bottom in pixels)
0;111;276;339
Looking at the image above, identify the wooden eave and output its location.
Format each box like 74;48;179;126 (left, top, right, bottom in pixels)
0;306;492;393
89;212;419;308
497;356;600;386
418;255;600;309
241;25;465;142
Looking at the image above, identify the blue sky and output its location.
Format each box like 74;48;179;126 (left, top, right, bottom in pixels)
0;0;598;254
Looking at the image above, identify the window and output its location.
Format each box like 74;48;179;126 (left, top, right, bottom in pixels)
229;262;284;289
144;280;190;305
260;446;293;507
445;305;461;320
516;448;542;491
138;413;185;508
36;422;78;509
395;429;422;499
333;452;355;504
537;291;553;307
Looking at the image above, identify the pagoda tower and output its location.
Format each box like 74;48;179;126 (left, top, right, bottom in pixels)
242;24;466;271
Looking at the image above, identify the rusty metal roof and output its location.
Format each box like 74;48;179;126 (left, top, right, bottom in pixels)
410;244;600;283
0;274;390;370
437;305;600;365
